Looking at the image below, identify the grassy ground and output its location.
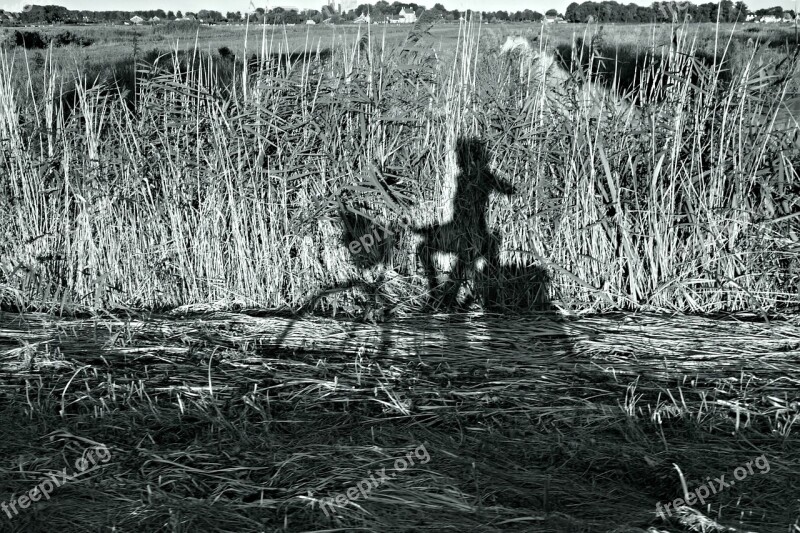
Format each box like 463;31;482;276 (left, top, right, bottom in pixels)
2;21;798;65
0;22;459;67
1;21;797;129
0;310;798;532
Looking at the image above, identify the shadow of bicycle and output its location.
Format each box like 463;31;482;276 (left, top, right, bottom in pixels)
304;135;555;319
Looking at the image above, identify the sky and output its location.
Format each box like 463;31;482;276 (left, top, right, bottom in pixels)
1;0;798;18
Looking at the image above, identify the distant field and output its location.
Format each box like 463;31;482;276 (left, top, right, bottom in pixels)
2;21;798;62
1;21;798;100
0;22;460;65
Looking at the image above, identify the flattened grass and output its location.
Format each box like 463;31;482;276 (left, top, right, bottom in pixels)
0;310;798;531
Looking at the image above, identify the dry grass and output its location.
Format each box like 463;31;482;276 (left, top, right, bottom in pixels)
0;309;798;531
0;19;798;316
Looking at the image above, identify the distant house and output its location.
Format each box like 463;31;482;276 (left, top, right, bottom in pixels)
759;15;780;23
354;13;370;24
387;7;416;23
746;14;756;21
305;19;316;24
399;7;416;23
130;15;144;25
544;15;567;23
149;16;161;23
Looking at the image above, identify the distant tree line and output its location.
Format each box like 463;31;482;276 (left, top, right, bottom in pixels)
749;5;798;18
0;2;553;25
565;1;794;23
0;4;553;25
1;2;795;26
4;5;238;24
361;3;554;23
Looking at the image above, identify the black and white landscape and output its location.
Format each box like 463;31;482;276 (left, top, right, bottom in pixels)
0;4;799;532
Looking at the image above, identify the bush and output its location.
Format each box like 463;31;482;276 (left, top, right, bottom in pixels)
52;30;94;47
218;46;233;60
6;29;94;49
10;30;48;49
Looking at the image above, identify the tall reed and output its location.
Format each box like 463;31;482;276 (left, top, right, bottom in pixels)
0;19;797;314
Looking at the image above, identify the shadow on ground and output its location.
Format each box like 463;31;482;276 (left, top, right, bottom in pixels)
0;309;795;532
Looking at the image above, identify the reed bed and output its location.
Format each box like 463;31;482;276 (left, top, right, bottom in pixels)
0;18;797;315
0;309;797;531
